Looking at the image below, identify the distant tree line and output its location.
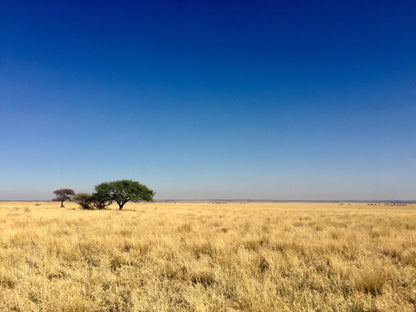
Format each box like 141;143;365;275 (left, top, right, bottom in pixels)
52;180;154;210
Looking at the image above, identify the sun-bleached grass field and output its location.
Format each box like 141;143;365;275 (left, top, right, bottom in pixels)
0;201;415;312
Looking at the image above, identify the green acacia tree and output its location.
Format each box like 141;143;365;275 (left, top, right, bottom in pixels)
92;183;113;209
93;180;154;210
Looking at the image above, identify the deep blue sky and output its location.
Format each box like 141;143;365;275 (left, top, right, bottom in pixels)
1;1;415;200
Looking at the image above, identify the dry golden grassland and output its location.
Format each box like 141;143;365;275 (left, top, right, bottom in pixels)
1;201;416;312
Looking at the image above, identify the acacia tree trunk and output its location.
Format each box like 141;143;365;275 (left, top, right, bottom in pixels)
60;201;64;208
119;202;125;210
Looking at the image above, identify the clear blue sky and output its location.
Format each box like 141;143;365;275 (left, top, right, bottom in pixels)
1;1;415;200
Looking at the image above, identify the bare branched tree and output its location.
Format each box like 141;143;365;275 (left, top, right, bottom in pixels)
52;188;75;208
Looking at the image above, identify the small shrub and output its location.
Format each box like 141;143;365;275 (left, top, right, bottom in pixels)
73;193;93;209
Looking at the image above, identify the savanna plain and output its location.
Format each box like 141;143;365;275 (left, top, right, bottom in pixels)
0;201;415;312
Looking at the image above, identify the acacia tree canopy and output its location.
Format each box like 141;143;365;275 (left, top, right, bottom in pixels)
93;180;154;210
91;183;113;209
53;188;75;207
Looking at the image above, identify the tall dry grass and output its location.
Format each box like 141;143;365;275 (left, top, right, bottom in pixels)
0;201;415;311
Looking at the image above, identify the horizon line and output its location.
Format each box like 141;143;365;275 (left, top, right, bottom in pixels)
0;199;415;203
